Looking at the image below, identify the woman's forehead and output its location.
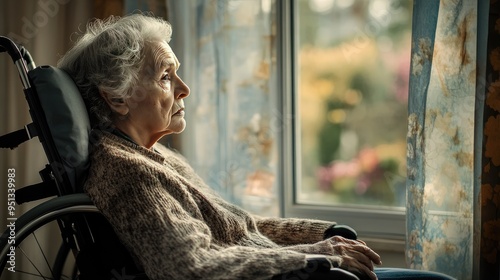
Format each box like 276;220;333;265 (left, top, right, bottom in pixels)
147;40;179;72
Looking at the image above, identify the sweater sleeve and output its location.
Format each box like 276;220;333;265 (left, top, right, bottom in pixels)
85;155;309;280
155;143;336;246
254;216;335;246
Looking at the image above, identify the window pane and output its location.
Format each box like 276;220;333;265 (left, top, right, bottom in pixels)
297;0;412;208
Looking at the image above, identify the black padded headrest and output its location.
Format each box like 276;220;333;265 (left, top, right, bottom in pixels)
28;65;90;192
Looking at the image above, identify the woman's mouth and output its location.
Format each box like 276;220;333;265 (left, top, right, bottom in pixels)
174;108;185;116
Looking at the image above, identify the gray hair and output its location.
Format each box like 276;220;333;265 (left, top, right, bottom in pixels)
57;14;173;126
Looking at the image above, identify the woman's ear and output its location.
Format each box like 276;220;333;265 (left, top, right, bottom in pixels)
99;91;130;116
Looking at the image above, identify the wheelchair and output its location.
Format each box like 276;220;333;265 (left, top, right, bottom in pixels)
0;36;360;280
0;36;148;280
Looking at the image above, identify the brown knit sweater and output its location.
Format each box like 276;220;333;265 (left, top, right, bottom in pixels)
84;130;340;280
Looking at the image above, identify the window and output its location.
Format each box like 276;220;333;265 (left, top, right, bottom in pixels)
280;0;413;241
171;0;413;242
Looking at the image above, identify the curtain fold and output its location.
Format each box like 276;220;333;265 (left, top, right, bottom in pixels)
408;1;499;279
406;0;440;271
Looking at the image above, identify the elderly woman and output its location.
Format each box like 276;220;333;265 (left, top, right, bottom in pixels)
57;14;454;280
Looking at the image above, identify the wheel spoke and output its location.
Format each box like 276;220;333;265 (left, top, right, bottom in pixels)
0;199;99;280
4;263;74;280
6;267;51;279
33;232;55;279
19;245;48;280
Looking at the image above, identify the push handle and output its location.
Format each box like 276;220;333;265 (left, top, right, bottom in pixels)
18;44;36;70
0;36;36;70
0;36;34;89
0;36;22;61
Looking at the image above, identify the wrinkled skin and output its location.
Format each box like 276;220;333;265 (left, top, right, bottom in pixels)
327;236;382;280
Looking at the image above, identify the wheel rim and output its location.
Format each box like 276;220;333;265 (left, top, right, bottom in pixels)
0;205;99;280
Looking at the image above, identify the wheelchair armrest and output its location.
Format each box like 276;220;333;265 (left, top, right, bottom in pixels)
323;224;358;240
304;256;333;273
272;256;360;280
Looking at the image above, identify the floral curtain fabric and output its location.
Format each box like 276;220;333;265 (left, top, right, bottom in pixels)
407;0;498;279
168;0;279;216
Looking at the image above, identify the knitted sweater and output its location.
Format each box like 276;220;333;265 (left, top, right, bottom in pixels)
84;131;340;280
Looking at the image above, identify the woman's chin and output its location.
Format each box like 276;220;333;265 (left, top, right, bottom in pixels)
170;121;187;134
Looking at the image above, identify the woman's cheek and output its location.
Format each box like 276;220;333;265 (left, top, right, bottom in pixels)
158;80;171;92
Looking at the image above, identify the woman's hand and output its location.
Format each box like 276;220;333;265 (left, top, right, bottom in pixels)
327;236;382;280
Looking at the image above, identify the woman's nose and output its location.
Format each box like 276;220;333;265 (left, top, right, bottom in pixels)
175;76;190;99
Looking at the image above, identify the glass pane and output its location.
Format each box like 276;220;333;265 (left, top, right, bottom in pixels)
296;0;412;208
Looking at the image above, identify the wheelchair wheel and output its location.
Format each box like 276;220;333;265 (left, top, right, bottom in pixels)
0;194;98;280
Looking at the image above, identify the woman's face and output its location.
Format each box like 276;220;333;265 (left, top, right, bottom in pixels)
121;40;190;147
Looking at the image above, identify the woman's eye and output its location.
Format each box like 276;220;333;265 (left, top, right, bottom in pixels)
161;73;170;81
158;73;172;91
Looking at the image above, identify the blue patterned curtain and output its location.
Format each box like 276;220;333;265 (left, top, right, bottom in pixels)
407;1;498;279
168;0;279;216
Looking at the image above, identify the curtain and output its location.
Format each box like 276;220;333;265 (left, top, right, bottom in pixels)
407;1;498;279
168;0;280;216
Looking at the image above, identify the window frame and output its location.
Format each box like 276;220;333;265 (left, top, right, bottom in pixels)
277;0;407;246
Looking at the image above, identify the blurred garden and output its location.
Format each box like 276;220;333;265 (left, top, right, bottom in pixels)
297;0;412;208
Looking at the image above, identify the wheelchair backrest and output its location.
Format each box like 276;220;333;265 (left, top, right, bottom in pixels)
29;66;147;277
2;36;91;197
28;65;91;193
